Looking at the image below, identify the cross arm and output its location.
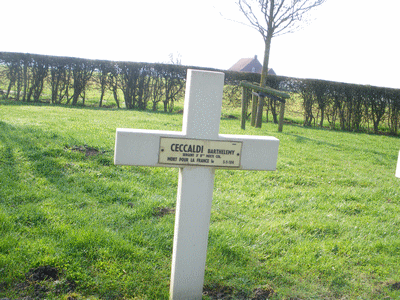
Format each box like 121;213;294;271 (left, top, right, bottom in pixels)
114;128;279;171
114;129;185;167
218;134;279;171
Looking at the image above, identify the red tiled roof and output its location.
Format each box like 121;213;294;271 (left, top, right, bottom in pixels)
228;58;255;72
228;55;275;75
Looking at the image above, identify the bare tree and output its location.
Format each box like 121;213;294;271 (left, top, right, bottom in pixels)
237;0;327;127
70;59;94;106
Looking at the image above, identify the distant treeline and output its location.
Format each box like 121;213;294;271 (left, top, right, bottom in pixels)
0;52;259;112
295;79;400;135
1;52;399;135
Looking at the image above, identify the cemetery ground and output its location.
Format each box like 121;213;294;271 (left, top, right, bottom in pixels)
0;99;399;300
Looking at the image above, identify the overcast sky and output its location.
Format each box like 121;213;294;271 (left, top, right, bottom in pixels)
1;0;399;89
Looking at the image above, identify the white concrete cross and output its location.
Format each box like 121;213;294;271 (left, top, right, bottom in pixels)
396;151;400;178
114;69;279;300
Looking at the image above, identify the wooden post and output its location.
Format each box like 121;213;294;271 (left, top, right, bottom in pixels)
278;101;285;132
241;87;247;130
240;81;290;132
251;90;258;127
255;94;264;128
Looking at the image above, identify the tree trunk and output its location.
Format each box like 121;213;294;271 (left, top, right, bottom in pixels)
164;99;168;112
255;31;273;128
112;87;120;108
99;88;104;107
16;67;22;101
23;63;28;102
6;80;13;100
320;108;325;127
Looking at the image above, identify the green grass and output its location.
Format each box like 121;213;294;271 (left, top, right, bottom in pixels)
0;100;399;299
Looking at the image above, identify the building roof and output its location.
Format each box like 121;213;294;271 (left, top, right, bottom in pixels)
228;55;276;75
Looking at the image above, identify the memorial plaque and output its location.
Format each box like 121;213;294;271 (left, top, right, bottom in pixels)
158;137;242;168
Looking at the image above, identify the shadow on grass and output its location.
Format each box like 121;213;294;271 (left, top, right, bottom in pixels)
0;121;70;205
0;119;171;208
281;127;399;162
0;98;183;116
0;122;19;181
0;120;116;205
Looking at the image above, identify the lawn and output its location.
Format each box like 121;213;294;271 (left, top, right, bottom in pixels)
0;100;399;299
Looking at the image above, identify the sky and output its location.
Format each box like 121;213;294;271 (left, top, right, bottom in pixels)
1;0;399;89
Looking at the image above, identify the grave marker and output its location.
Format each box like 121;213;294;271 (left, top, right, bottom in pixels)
396;150;400;178
114;69;279;299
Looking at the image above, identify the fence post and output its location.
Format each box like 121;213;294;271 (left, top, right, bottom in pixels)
278;101;286;132
241;87;247;130
240;81;290;131
251;90;257;127
255;95;264;128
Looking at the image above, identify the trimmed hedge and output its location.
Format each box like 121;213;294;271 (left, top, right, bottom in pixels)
0;52;261;112
296;78;400;134
1;52;399;135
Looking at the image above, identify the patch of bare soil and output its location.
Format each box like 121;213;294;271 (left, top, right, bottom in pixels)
153;206;175;217
25;266;59;282
391;282;400;290
203;285;236;299
203;284;275;300
2;266;76;300
23;266;59;299
65;145;104;156
222;114;238;120
252;287;275;300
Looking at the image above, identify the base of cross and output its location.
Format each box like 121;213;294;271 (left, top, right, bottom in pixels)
114;69;279;300
396;150;400;178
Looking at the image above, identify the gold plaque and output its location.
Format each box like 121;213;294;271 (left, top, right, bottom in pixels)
158;137;242;168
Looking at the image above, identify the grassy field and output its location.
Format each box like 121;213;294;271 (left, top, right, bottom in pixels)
0;99;399;300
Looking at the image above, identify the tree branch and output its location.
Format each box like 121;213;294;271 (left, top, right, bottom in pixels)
236;0;327;38
238;0;268;38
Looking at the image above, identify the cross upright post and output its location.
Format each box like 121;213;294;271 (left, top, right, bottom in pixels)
114;69;280;300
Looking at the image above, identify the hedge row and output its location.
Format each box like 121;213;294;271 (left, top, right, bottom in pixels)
0;52;260;112
1;52;399;134
223;75;400;135
296;79;400;134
